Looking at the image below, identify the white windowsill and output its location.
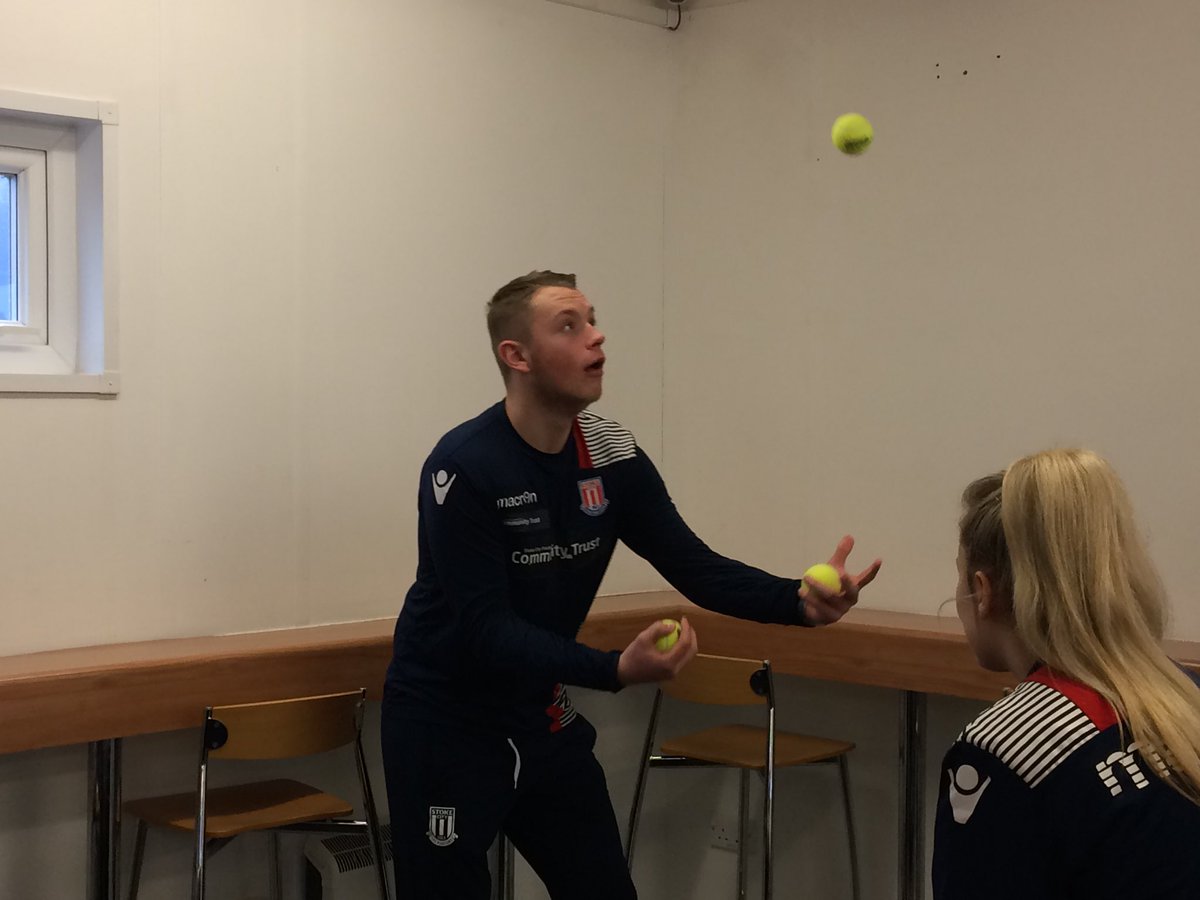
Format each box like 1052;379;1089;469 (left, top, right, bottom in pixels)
0;371;119;394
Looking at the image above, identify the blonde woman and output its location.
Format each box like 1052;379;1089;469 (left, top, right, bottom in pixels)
935;449;1200;899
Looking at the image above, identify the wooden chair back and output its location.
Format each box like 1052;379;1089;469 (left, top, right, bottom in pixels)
660;654;770;706
206;689;363;760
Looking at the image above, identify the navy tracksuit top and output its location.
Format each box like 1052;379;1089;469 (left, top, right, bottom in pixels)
934;666;1200;899
385;401;805;734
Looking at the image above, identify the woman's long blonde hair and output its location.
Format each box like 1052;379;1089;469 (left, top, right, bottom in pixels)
960;448;1200;802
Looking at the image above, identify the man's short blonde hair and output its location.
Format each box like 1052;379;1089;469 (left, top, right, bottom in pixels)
486;270;576;379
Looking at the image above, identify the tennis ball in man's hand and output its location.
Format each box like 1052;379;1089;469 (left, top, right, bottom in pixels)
803;563;843;594
831;113;873;155
655;619;682;652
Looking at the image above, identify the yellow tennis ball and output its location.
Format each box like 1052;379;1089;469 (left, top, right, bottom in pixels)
655;619;681;652
831;113;873;155
803;563;842;593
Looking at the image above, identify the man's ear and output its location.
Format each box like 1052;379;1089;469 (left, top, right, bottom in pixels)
497;339;530;375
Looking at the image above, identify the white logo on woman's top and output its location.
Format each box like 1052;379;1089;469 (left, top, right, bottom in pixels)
948;764;991;824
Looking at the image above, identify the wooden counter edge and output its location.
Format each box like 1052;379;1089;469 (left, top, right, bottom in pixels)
1;593;1197;754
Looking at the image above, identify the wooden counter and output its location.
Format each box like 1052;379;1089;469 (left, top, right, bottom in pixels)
1;591;1196;755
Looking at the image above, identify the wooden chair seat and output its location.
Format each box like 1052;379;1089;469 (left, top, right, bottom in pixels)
124;690;388;900
124;778;353;839
661;724;855;769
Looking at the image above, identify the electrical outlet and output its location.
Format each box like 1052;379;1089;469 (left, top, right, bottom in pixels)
709;817;740;851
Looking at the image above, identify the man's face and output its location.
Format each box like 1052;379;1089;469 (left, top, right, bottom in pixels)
523;286;606;410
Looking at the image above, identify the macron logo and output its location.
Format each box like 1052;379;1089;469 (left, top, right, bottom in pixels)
431;470;456;506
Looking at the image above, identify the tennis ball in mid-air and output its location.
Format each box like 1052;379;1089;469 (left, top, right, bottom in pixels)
803;563;843;594
831;113;873;155
655;619;681;652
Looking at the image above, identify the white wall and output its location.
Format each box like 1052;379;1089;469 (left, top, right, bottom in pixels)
663;0;1200;641
0;0;671;659
647;1;1200;897
4;0;1200;897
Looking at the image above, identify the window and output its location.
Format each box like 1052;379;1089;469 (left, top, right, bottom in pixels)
0;172;13;321
0;89;118;394
0;143;48;344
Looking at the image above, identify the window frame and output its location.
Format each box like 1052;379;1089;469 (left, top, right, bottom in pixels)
0;170;19;322
0;143;51;344
0;89;119;395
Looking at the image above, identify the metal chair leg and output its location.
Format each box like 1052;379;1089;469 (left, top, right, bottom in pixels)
354;728;391;900
763;712;776;900
126;820;147;900
191;838;206;900
268;832;282;900
838;755;861;900
494;833;514;900
191;758;209;900
625;689;662;869
737;770;750;900
760;769;774;900
899;690;927;900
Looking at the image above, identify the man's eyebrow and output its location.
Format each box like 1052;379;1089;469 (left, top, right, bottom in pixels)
551;305;595;322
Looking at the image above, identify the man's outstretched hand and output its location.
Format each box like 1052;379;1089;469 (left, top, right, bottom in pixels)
799;535;882;626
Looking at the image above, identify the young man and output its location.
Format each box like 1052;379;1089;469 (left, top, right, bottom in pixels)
382;270;882;899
